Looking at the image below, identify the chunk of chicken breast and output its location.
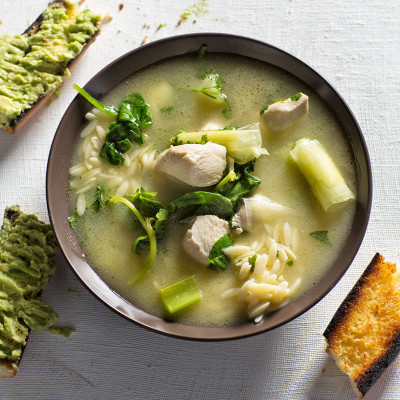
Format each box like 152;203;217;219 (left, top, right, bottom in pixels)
154;142;227;187
231;194;291;233
262;93;309;133
183;215;230;265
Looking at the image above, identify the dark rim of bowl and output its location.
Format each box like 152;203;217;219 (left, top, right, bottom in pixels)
46;33;372;341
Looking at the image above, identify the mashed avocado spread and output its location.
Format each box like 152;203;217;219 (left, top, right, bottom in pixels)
0;1;101;128
0;206;58;371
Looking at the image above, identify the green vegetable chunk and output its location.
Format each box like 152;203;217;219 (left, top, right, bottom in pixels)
168;191;233;222
208;234;233;270
171;125;268;164
290;138;355;211
160;276;202;314
309;230;332;246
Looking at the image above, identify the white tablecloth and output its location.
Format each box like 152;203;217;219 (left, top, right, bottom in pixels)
1;1;399;398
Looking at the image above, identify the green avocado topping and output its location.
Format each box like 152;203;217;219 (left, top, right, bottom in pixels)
0;2;101;128
0;206;58;371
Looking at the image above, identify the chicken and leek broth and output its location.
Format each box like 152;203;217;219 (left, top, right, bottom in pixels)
69;53;357;326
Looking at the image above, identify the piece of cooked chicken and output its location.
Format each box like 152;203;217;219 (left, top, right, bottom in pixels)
231;194;290;233
262;92;309;133
154;142;227;187
183;215;230;265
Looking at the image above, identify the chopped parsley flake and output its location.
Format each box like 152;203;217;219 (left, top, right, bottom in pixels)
309;230;332;246
248;254;257;273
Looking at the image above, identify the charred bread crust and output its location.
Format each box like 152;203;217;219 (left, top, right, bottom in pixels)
324;253;400;398
4;1;101;133
324;253;382;341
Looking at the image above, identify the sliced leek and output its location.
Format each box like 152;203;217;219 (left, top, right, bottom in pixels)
290;138;355;211
171;123;268;164
160;276;202;314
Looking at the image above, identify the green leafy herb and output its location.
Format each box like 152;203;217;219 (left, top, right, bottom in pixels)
191;70;231;119
48;326;76;338
276;250;280;257
160;276;202;314
133;208;169;254
290;92;303;101
197;44;207;60
99;93;152;165
67;288;79;294
68;210;78;229
92;185;110;212
74;84;152;166
168;191;233;222
73;84;118;117
160;106;173;114
200;134;208;144
248;254;257;272
108;196;158;283
156;23;167;31
309;230;332;246
215;159;261;209
287;260;294;267
124;188;168;254
208;234;233;270
260;92;303;115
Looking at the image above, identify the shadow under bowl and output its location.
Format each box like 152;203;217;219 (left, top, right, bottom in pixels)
46;33;372;340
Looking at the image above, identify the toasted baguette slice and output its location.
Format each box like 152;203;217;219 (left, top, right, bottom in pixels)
324;253;400;398
1;1;101;133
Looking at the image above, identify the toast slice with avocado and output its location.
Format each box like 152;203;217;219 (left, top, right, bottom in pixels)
0;206;58;377
324;253;400;398
0;0;101;133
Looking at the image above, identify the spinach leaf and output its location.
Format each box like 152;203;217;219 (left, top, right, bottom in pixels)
118;93;152;127
168;191;233;222
92;185;110;212
133;208;169;254
99;93;152;166
208;234;233;270
125;188;169;254
126;188;165;218
215;160;261;208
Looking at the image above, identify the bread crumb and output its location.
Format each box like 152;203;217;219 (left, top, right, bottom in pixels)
119;3;124;10
141;36;148;45
102;12;113;24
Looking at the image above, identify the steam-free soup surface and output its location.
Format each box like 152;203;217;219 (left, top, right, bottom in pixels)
70;53;357;326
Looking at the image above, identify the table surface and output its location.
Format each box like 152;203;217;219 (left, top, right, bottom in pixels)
1;1;399;399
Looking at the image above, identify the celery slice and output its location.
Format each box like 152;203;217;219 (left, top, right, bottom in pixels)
160;276;202;314
172;124;268;164
290;138;355;211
